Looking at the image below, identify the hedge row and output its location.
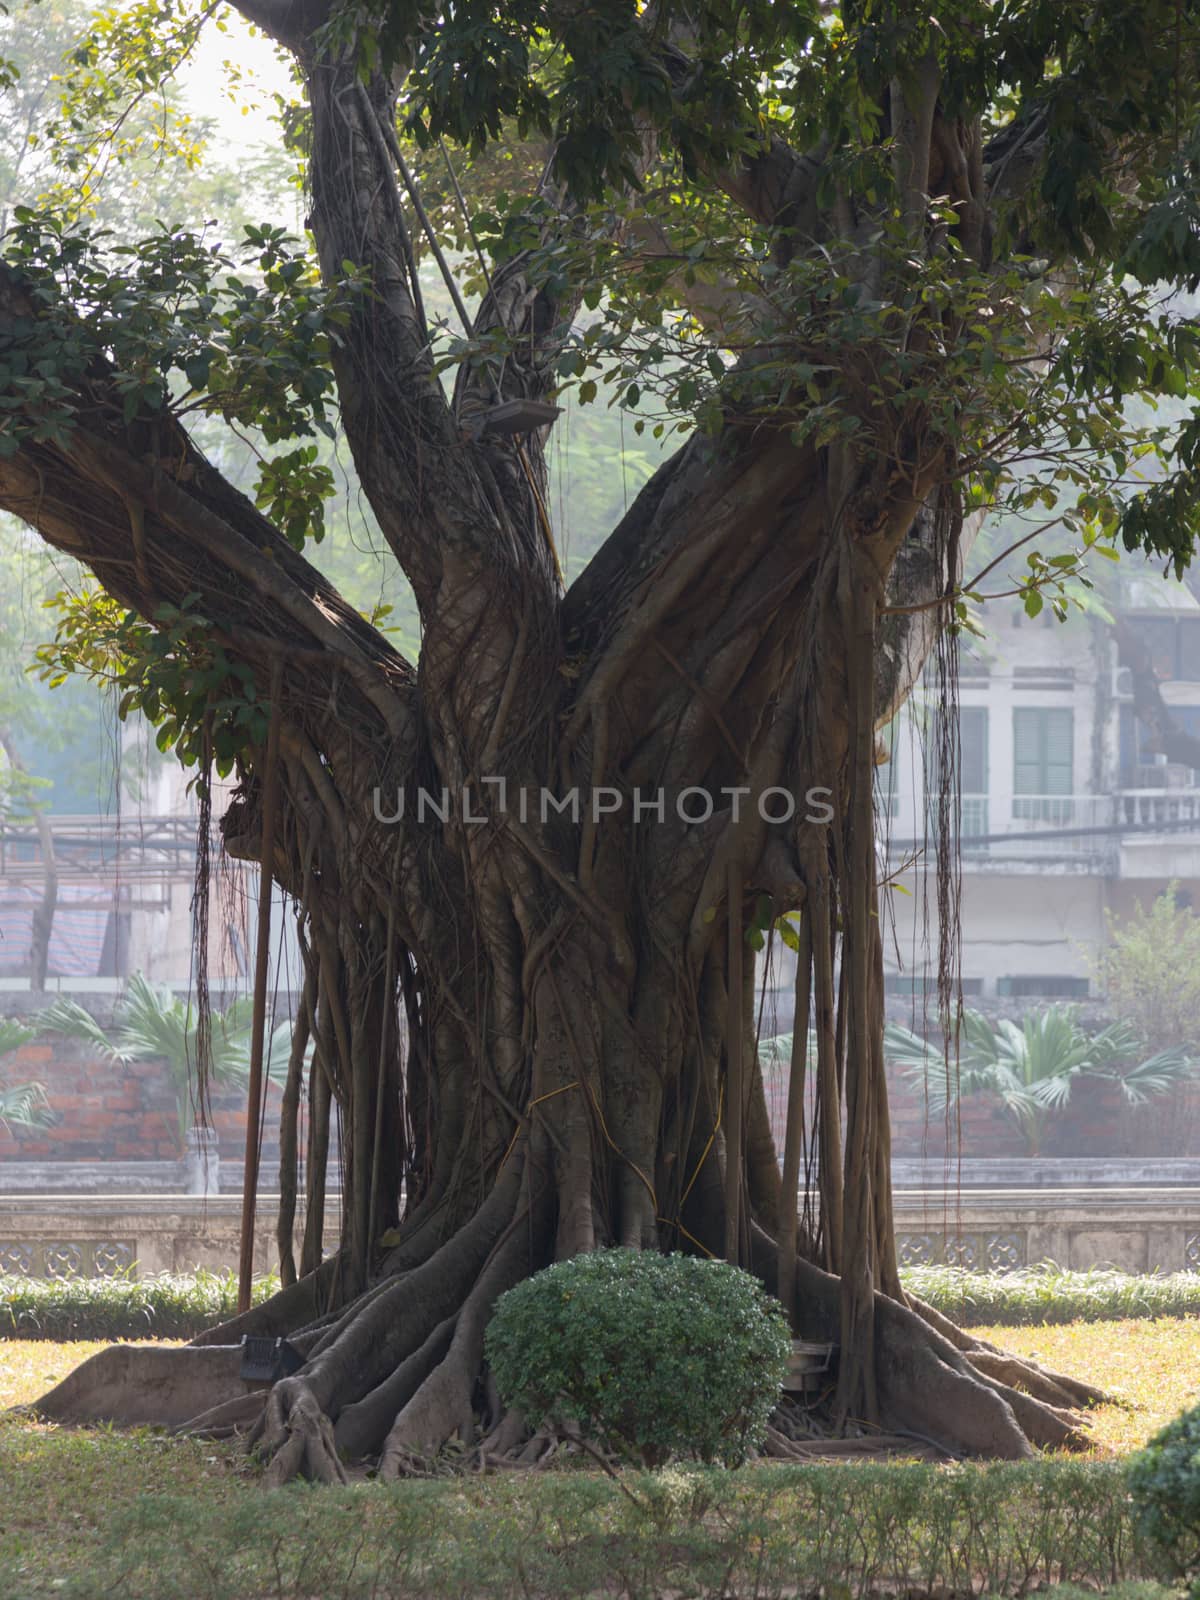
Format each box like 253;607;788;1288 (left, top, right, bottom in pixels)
50;1460;1159;1600
3;1261;1198;1342
904;1263;1200;1326
0;1270;276;1340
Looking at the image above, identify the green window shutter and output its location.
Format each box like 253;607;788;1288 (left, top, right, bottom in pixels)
1013;707;1073;821
960;708;988;794
1042;707;1073;795
1013;708;1042;794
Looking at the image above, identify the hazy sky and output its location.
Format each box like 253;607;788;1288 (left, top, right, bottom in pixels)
182;10;293;161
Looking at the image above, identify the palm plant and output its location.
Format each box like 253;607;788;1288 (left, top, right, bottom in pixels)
39;973;294;1147
884;1005;1195;1157
0;1014;54;1130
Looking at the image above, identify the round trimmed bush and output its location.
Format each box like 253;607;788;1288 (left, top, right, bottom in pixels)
1127;1400;1200;1592
484;1248;791;1466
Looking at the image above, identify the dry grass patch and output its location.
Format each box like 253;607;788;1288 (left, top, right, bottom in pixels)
966;1316;1200;1452
0;1340;122;1410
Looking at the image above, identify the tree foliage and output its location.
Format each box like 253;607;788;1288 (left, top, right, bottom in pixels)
1096;885;1200;1054
39;971;294;1142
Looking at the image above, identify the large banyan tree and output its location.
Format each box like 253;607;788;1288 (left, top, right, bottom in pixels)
6;0;1200;1479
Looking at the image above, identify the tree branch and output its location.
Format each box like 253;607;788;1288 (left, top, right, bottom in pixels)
0;266;416;759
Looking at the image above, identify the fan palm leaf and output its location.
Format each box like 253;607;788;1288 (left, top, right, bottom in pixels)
884;1001;1194;1156
39;974;302;1143
0;1078;53;1129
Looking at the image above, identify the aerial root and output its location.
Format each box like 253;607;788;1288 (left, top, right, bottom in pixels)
478;1406;528;1459
376;1218;535;1478
333;1314;457;1460
762;1425;947;1461
981;1376;1093;1452
378;1357;477;1479
870;1290;1084;1459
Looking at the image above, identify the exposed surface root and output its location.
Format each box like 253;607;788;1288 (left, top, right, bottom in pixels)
260;1385;348;1487
333;1314;457;1460
964;1349;1095;1412
762;1424;946;1461
175;1389;268;1439
786;1254;1096;1459
478;1406;528;1459
28;1344;254;1430
907;1289;1110;1409
378;1360;477;1479
377;1225;531;1479
28;1218;1108;1478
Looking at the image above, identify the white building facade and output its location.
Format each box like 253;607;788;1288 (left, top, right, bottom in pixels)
882;577;1200;1000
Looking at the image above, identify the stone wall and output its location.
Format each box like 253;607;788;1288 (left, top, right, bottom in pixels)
892;1187;1200;1276
0;1195;339;1278
0;1190;1195;1280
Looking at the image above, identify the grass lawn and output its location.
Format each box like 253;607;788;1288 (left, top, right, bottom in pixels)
1;1325;1194;1599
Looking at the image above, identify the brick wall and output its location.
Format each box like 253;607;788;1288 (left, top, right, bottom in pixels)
884;1060;1200;1158
760;1054;1200;1160
7;996;1195;1171
0;1028;283;1167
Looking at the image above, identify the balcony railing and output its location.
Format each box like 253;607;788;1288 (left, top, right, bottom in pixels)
1117;789;1200;829
887;787;1200;869
960;795;1114;858
0;813;212;885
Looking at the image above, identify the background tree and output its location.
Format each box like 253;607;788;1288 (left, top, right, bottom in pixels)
0;1014;54;1130
6;0;1200;1476
1097;886;1200;1056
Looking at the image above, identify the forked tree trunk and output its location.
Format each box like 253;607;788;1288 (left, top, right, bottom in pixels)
2;5;1110;1477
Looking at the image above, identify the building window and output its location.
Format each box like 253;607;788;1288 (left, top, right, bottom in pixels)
1122;615;1200;683
997;976;1089;999
1013;707;1073;822
923;707;989;836
1119;704;1200;786
884;975;984;997
960;707;988;838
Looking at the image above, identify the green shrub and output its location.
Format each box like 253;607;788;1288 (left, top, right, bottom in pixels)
485;1249;790;1467
1127;1400;1200;1592
0;1269;277;1341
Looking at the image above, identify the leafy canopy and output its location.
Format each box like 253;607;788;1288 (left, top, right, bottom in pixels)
10;0;1200;769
